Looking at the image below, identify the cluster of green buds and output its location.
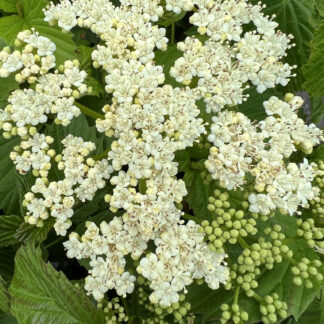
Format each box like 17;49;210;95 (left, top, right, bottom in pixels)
220;302;249;324
138;287;192;323
201;189;257;253
290;258;323;288
259;293;288;324
296;218;324;248
225;225;293;296
97;297;129;324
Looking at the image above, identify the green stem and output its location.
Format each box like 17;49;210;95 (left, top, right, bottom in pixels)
93;149;110;161
139;179;146;194
182;213;198;222
233;286;240;304
75;101;105;120
171;21;175;45
284;255;298;266
252;292;264;303
16;2;23;18
121;297;130;316
237;236;249;249
45;236;65;249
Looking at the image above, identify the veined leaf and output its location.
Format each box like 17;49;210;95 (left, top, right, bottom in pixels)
303;21;324;97
15;218;55;245
0;275;10;313
0;215;22;247
9;245;105;324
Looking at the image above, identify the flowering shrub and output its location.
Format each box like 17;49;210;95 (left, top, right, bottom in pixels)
0;1;323;323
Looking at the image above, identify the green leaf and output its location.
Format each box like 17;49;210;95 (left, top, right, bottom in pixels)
0;75;19;109
303;21;324;96
158;11;187;27
238;87;282;121
0;248;15;282
0;215;22;247
46;114;109;156
310;96;324;124
186;284;233;322
155;46;183;87
0;0;77;66
9;244;105;324
184;169;212;221
0;275;10;313
299;294;324;323
15;218;55;245
0;0;17;13
252;0;317;91
0;135;20;214
75;46;105;97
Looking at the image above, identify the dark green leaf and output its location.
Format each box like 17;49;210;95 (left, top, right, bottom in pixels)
309;97;324;124
0;275;10;313
0;135;20;214
0;75;19;109
155;46;183;87
299;294;324;323
158;11;186;27
9;244;105;324
15;218;55;245
239;87;282;121
0;248;15;282
0;215;22;247
46;114;109;156
303;21;324;96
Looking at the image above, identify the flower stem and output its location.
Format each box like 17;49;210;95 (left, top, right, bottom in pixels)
284;254;298;266
233;286;240;304
237;236;249;249
139;179;146;194
93;149;110;161
252;292;264;303
16;2;23;18
75;101;105;120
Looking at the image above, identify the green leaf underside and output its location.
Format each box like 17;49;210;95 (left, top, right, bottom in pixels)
0;0;77;66
9;245;105;324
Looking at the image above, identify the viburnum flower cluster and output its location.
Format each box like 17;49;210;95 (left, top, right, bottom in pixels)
205;95;323;215
170;0;295;112
0;0;322;318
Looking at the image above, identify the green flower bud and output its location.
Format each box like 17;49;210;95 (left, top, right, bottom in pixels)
293;277;302;286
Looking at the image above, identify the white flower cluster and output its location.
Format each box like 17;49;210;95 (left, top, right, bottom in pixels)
205;94;323;215
0;29;56;80
47;0;229;306
0;31;89;134
10;132;55;176
170;0;295;112
23;135;113;235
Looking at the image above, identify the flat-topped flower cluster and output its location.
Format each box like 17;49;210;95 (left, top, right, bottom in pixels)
0;0;322;313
